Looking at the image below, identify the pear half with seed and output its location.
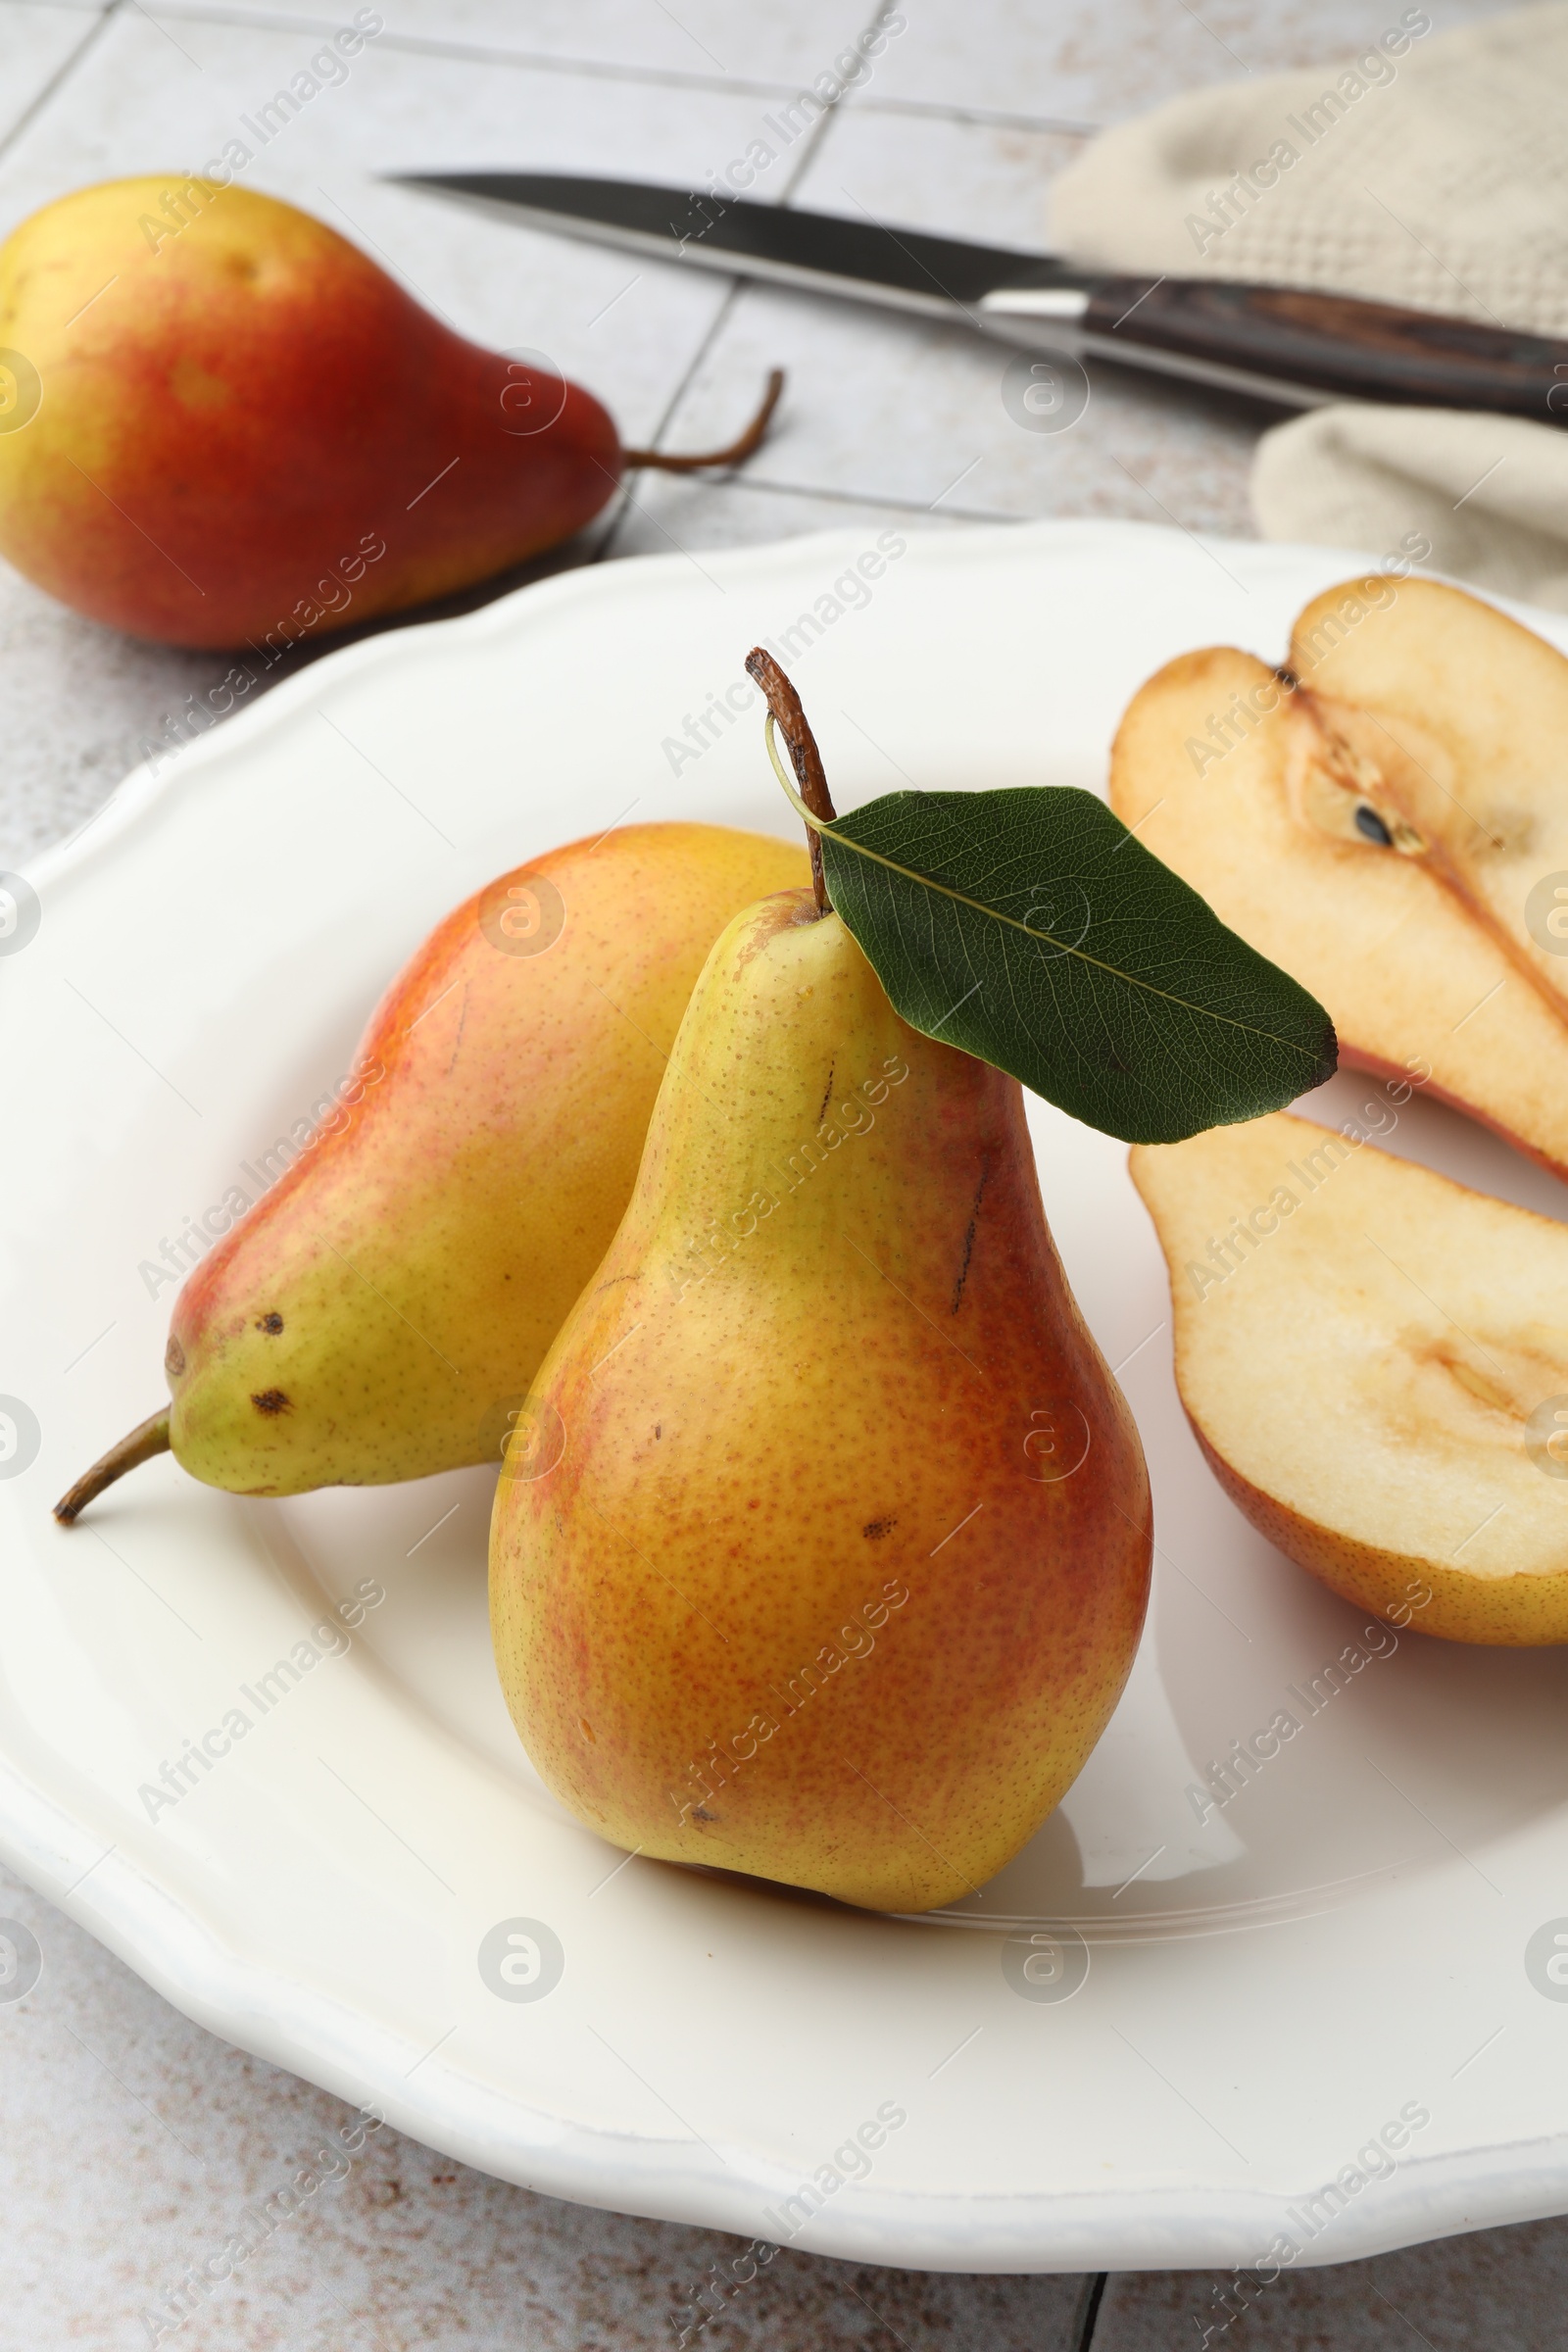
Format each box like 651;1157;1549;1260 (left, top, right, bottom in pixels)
1288;576;1568;1020
1132;1112;1568;1645
1110;576;1568;1181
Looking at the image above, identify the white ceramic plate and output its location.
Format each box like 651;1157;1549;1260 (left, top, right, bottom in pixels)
6;519;1568;2275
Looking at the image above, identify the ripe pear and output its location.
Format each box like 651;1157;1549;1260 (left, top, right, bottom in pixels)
489;889;1152;1913
0;179;777;647
1109;592;1568;1183
1285;575;1568;1020
57;823;808;1518
1132;1111;1568;1644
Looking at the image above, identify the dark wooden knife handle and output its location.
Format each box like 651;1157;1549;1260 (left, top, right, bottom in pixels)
1084;277;1568;421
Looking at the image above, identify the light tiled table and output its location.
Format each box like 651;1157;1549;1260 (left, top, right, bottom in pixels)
2;3;1563;2344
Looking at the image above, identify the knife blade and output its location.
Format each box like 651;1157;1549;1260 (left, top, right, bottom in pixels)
393;171;1568;424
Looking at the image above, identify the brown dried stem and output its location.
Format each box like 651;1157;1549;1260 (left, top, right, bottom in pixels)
622;369;784;473
54;1408;172;1524
745;648;837;915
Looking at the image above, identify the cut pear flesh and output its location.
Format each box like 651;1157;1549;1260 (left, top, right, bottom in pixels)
1109;576;1568;1182
1289;575;1568;1025
1132;1112;1568;1644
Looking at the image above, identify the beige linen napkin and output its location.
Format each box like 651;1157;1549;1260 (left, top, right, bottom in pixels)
1047;1;1568;607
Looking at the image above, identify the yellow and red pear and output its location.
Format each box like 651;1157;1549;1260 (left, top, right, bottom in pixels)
1283;573;1568;1023
57;822;807;1514
489;889;1152;1912
0;178;776;646
1108;575;1568;1182
1133;1110;1568;1644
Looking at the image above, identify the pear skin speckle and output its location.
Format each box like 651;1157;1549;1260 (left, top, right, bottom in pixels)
491;896;1152;1912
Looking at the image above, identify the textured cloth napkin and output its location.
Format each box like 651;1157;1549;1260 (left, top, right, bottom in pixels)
1048;1;1568;607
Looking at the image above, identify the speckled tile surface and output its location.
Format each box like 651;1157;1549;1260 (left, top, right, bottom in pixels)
156;0;886;86
1092;2220;1568;2349
0;1853;1091;2349
0;1;107;141
1;0;1565;2342
850;0;1532;126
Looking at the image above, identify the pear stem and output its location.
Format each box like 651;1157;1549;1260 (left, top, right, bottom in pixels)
621;369;784;474
54;1408;172;1525
746;649;837;915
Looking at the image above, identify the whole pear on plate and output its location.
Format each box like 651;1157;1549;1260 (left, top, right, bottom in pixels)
56;823;808;1520
1133;1111;1568;1644
1109;575;1568;1181
489;880;1152;1913
0;179;779;647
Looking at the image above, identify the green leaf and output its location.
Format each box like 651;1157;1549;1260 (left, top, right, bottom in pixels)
808;782;1336;1143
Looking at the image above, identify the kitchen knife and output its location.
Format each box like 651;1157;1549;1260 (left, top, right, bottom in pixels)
392;170;1568;422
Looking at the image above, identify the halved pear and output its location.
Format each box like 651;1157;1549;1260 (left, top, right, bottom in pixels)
1289;576;1568;1021
1108;578;1568;1181
1131;1111;1568;1645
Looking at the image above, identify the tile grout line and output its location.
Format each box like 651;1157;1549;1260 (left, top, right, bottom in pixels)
105;0;812;96
853;92;1101;137
592;5;887;566
102;0;1106;140
0;0;126;168
592;274;747;565
705;468;1019;524
775;0;900;205
595;0;943;564
1072;2270;1109;2350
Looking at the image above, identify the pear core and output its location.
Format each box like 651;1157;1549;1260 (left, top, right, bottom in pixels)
1109;575;1568;1186
1134;1111;1568;1644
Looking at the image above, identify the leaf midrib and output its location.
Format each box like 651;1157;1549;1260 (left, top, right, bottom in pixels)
764;726;1323;1068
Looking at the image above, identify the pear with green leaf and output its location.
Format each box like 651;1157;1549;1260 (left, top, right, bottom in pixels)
490;658;1331;1911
